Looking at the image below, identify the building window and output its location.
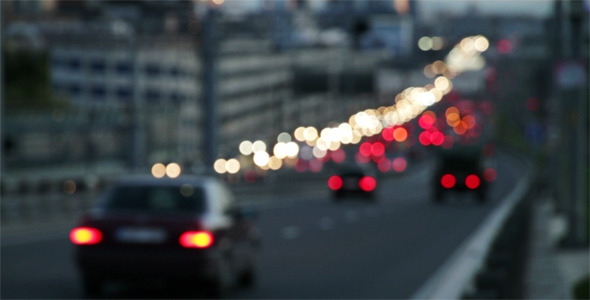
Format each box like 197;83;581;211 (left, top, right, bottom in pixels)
69;84;81;95
170;66;184;77
90;59;106;73
91;86;106;98
51;82;62;92
51;56;64;68
144;64;160;77
145;89;160;102
67;58;81;71
170;92;185;102
116;87;134;99
116;61;133;74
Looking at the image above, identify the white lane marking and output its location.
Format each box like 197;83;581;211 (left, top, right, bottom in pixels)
319;217;334;230
345;210;359;223
281;226;300;240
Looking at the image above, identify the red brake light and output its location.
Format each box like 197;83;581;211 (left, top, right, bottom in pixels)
70;227;102;245
179;231;214;248
328;175;343;190
441;174;456;188
359;176;377;192
465;175;481;189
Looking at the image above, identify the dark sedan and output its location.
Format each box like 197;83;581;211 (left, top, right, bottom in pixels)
328;163;378;201
432;146;495;203
69;175;259;298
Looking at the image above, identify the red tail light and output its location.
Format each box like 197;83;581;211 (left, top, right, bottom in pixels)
70;227;102;245
441;174;456;188
179;231;214;248
359;176;377;192
328;175;343;190
465;175;481;189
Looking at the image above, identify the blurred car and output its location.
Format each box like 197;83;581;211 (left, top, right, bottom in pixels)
328;163;378;201
433;146;490;203
69;175;259;297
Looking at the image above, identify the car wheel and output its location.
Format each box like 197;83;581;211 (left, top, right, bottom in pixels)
333;193;343;203
238;266;256;288
239;247;257;288
206;257;232;298
433;190;444;204
81;275;102;296
476;191;487;203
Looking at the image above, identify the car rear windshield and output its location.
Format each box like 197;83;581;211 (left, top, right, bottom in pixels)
101;185;206;214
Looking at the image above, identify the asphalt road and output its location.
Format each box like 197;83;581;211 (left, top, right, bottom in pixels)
1;152;525;299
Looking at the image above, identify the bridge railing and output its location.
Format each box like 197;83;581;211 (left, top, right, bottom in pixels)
411;151;535;299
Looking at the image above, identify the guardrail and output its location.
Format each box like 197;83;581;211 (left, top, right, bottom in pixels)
1;156;429;230
411;151;535;299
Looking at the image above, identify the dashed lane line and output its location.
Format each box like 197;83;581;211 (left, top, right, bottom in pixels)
281;226;300;240
345;210;360;223
319;217;335;230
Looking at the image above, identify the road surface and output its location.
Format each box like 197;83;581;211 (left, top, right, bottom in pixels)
1;152;526;299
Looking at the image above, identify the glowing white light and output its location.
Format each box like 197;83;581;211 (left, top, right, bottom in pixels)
253;152;270;167
294;127;306;142
417;91;436;106
239;141;253;155
474;36;489;52
214;159;227;174
252;140;266;153
303;127;318;142
226;159;240;174
166;163;182;178
418;36;433;51
273;142;287;159
285;142;299;158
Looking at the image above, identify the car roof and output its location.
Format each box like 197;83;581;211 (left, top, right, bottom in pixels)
335;162;374;174
112;174;219;189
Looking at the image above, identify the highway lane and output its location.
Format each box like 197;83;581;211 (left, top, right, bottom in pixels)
1;152;524;299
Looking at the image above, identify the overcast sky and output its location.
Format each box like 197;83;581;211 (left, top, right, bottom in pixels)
416;0;555;19
229;0;556;18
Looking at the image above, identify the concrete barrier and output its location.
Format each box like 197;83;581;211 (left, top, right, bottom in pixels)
411;151;535;299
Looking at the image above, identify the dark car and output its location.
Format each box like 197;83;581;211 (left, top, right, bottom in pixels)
432;146;491;203
328;163;378;201
69;175;259;297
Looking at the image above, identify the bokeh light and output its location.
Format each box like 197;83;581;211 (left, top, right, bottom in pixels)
473;36;489;52
225;159;240;174
392;157;407;172
393;127;408;142
252;140;267;153
180;184;194;197
166;163;181;178
214;159;227;174
268;156;283;170
152;163;166;178
277;132;291;143
63;180;77;194
294;127;306;142
253;151;270;167
239;141;253;155
418;36;433;51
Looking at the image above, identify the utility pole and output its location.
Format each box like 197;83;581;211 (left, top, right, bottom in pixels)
557;0;589;246
200;6;219;172
131;37;146;172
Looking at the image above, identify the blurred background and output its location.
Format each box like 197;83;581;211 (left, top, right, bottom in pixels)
1;0;589;299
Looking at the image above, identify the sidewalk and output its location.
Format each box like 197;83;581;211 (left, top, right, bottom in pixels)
525;197;589;299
